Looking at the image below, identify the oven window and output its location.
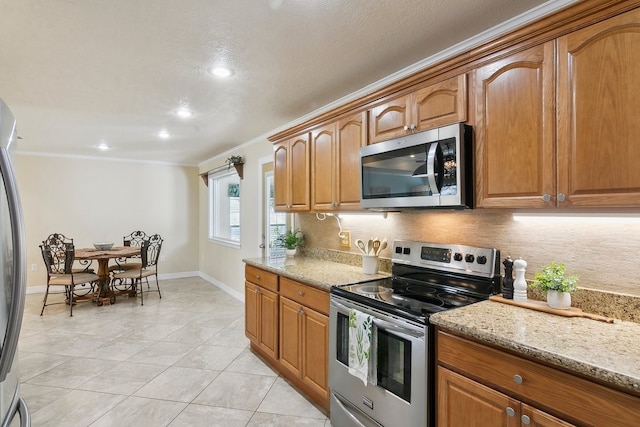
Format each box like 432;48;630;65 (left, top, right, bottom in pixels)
377;328;412;402
336;312;349;366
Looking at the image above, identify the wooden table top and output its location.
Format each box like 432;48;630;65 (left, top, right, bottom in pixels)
75;246;140;260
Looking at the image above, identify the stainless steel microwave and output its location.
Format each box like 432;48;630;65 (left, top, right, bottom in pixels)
360;123;473;210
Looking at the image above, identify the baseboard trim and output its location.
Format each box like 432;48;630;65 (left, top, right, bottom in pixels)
198;272;244;303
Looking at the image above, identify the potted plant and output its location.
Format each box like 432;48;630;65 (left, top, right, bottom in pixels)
529;262;579;309
282;229;304;257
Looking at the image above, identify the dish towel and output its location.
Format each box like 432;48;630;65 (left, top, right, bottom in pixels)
348;308;373;386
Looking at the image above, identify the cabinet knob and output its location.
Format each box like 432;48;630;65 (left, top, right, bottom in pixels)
298;291;305;296
256;289;261;295
255;275;260;280
410;123;417;131
505;407;515;417
521;415;531;425
513;374;523;384
404;125;410;132
557;193;566;202
542;193;551;202
297;308;304;315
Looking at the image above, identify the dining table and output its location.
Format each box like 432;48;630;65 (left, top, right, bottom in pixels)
75;246;140;305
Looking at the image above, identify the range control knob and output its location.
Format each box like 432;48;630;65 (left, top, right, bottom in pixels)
477;255;487;265
403;247;411;255
453;253;463;261
465;254;475;263
395;246;403;254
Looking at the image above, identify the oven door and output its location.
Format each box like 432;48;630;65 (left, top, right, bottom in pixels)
329;294;427;427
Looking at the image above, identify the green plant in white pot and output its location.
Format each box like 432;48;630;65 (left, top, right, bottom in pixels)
530;262;579;309
282;229;304;256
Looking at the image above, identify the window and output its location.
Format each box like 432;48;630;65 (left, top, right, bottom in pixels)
209;170;241;245
264;171;289;258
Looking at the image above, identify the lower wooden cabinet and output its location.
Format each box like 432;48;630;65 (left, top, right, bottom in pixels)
436;329;640;426
244;264;330;412
438;367;574;427
244;281;279;360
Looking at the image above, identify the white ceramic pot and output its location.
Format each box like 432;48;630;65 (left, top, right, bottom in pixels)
285;248;297;257
547;290;571;310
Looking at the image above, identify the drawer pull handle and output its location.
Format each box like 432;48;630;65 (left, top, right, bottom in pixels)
521;415;531;425
255;275;260;279
513;374;523;384
298;291;304;296
506;407;515;417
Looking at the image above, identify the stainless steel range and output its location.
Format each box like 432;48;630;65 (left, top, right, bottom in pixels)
329;240;501;427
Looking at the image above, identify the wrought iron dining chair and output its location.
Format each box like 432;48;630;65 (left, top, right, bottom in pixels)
109;230;147;273
111;233;163;306
39;234;99;316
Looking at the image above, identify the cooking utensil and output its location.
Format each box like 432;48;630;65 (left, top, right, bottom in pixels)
366;239;372;255
371;239;381;256
378;238;387;255
355;239;367;254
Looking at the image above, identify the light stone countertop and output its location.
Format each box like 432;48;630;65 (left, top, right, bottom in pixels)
243;256;390;291
430;300;640;395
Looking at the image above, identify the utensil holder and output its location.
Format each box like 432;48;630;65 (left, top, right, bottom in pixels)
362;255;379;274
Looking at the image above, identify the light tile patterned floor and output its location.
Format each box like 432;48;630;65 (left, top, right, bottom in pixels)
18;277;330;427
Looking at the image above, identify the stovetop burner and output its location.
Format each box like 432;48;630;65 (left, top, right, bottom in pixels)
331;240;501;323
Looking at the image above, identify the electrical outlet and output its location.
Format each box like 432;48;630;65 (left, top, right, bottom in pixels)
31;264;37;271
340;231;351;248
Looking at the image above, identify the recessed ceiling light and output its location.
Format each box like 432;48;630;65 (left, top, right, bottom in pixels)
158;129;170;139
209;66;234;78
97;142;110;151
176;108;193;118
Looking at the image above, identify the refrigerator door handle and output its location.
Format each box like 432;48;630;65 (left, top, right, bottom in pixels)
0;149;27;382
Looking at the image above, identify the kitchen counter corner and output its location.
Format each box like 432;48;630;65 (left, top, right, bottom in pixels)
430;300;640;395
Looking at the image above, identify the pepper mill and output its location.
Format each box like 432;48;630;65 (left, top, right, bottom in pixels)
502;256;514;299
513;257;528;302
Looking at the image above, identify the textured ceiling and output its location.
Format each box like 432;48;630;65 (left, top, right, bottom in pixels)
0;0;573;165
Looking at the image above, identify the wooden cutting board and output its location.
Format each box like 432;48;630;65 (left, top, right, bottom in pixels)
489;295;615;323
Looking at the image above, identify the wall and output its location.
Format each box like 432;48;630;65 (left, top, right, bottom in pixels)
198;139;273;300
16;153;200;288
298;210;640;297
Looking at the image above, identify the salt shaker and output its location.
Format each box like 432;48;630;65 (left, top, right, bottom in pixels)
502;256;514;299
513;257;528;302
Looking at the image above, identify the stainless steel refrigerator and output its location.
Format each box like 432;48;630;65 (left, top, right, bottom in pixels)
0;98;30;426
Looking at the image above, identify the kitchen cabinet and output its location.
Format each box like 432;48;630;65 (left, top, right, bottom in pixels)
436;329;640;426
279;277;330;406
274;132;310;211
476;7;640;208
311;111;367;211
369;74;467;144
244;265;279;360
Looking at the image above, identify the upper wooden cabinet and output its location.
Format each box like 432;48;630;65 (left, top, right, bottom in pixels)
274;133;310;211
474;42;556;208
369;74;467;144
311;111;367;211
556;7;640;207
476;7;640;208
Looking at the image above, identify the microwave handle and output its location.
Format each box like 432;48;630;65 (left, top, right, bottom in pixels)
426;142;439;195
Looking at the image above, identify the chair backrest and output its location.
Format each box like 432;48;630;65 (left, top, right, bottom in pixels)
141;234;163;269
123;230;148;248
40;234;75;276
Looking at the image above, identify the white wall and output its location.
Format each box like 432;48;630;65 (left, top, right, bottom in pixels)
198;139;273;300
16;153;200;288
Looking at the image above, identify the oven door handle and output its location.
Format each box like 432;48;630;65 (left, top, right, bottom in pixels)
372;318;424;339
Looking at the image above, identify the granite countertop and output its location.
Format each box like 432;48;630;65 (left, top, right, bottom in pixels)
243;256;390;291
430;300;640;395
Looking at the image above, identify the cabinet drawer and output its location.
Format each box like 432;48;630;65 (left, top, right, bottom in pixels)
280;277;329;315
245;265;278;292
437;330;640;426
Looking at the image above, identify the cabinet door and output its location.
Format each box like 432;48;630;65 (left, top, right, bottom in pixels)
279;296;302;377
273;141;289;211
244;282;259;343
521;404;576;427
438;367;520;427
369;94;412;143
336;111;367;210
258;286;279;359
474;42;556;208
289;134;310;211
301;306;329;400
557;8;640;207
414;74;467;132
311;124;336;211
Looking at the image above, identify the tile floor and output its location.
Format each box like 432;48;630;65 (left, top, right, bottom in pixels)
18;277;331;426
